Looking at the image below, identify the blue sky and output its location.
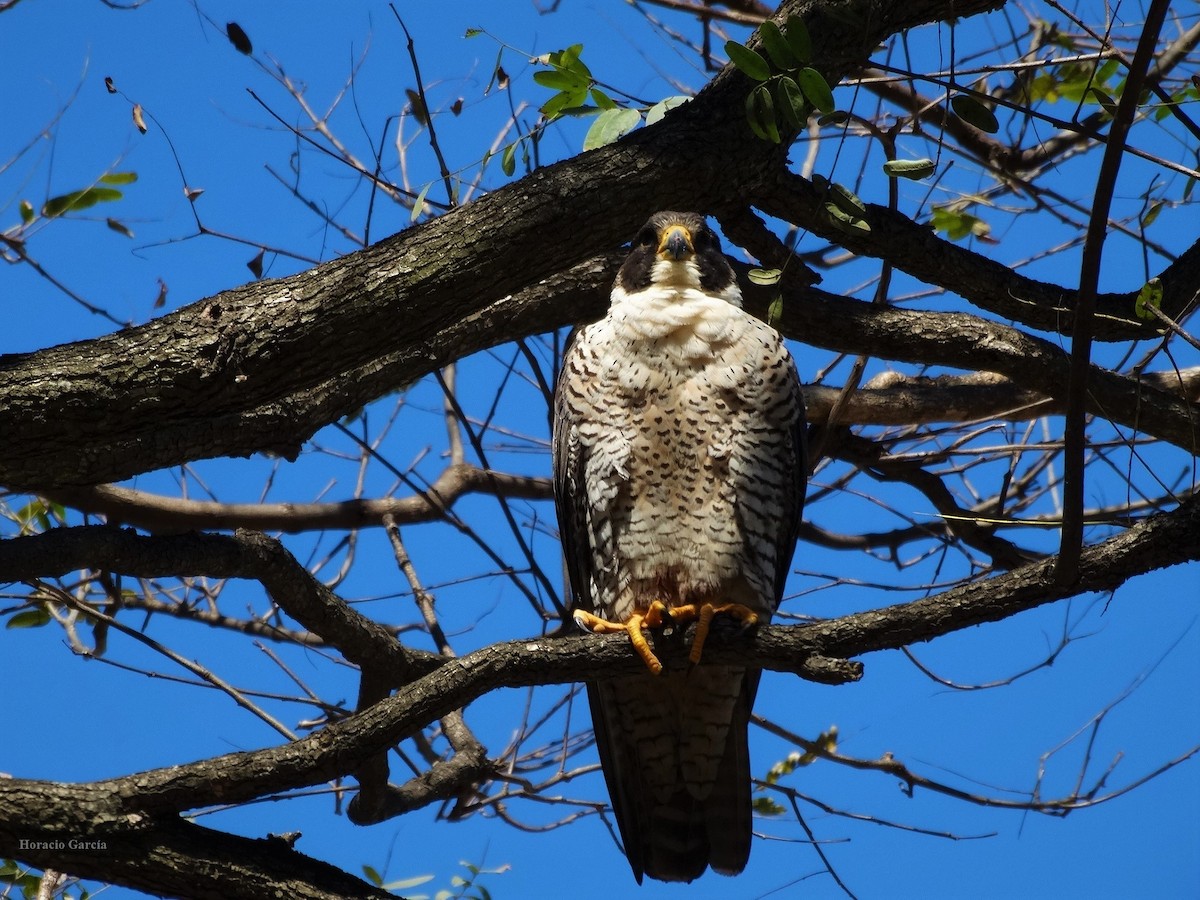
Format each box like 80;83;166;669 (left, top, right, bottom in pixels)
2;2;1198;899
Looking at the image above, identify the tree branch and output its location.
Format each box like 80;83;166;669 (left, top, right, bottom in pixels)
0;527;435;679
1;810;394;900
44;464;548;534
752;282;1200;452
0;0;1007;490
1;491;1194;892
752;168;1200;340
1;493;1194;819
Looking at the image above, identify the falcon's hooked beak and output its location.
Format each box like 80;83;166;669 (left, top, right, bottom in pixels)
657;224;693;261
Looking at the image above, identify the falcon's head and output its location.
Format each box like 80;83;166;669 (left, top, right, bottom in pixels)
616;211;738;299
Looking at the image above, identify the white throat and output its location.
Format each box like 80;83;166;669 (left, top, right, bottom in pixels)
607;261;746;356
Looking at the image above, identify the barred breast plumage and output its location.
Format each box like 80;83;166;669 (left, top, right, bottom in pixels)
553;211;806;884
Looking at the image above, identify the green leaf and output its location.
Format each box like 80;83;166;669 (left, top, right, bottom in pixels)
758;21;799;70
747;267;782;285
484;50;508;95
1141;200;1163;228
411;183;431;223
362;865;382;886
534;47;593;121
7;607;51;630
824;201;871;234
783;15;812;64
931;206;990;241
590;88;617;110
745;84;780;143
797;67;835;114
645;95;689;126
1089;87;1119;117
828;181;866;218
724;40;771;82
16;498;53;533
583;107;641;150
464;27;483;38
381;874;435;890
883;158;937;180
500;143;517;176
817;110;849;127
775;76;807;129
819;183;868;233
539;90;577;120
406;88;429;126
533;69;585;92
41;186;123;218
951;94;999;133
544;44;591;82
99;171;138;185
753;796;786;816
1184;177;1196;203
767;294;783;326
1134;277;1163;320
19;199;34;223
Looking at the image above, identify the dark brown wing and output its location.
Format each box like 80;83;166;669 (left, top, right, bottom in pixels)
775;350;808;605
551;326;594;620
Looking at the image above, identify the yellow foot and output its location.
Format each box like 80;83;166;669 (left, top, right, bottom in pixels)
661;602;760;664
574;602;671;674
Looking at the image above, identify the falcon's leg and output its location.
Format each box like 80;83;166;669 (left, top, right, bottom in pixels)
573;601;671;675
664;602;760;664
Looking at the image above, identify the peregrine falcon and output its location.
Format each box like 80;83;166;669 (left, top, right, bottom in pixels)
552;211;806;883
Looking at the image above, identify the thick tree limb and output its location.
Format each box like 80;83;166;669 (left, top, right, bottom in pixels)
4;240;1193;491
809;368;1200;424
31;368;1197;536
755;284;1200;452
0;0;1006;490
0;809;394;900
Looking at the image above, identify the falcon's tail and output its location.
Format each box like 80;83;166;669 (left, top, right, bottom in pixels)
588;668;759;883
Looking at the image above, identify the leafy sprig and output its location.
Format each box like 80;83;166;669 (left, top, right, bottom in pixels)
724;16;836;144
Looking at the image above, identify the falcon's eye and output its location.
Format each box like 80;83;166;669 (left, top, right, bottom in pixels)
634;227;656;248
